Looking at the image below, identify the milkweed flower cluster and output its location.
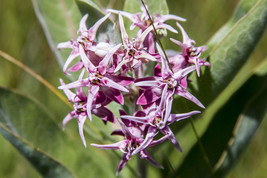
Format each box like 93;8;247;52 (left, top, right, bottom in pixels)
58;6;210;175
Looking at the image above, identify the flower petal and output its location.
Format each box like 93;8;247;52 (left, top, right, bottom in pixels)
58;78;89;90
59;79;76;101
159;14;186;23
91;140;127;150
149;134;169;147
135;25;154;49
137;88;161;105
57;41;72;49
156;43;172;79
88;13;111;41
120;115;149;124
98;43;122;74
160;126;182;152
79;44;95;72
140;150;163;169
105;75;134;86
135;50;157;62
118;14;130;46
156;24;178;34
62;111;75;130
132;126;157;155
102;77;129;92
116;153;131;176
78;115;87;147
173;65;196;80
87;85;99;121
68;60;84;73
93;106;115;124
101;87;124;104
168;111;201;124
176;22;195;45
78;14;89;34
175;87;205;109
63;52;80;75
117;118;135;140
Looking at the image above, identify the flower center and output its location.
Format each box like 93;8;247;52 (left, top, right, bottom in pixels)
73;101;86;113
188;47;200;57
164;77;178;89
153;116;165;129
128;49;135;57
88;72;102;85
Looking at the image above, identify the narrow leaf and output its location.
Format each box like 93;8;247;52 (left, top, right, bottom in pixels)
0;124;74;178
191;0;267;106
0;87;120;177
214;77;267;177
176;73;267;177
32;0;82;66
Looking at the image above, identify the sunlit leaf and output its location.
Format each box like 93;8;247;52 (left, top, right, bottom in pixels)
191;0;267;106
124;0;168;14
32;0;81;67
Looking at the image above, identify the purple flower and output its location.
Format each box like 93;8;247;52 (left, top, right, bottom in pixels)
91;117;168;175
170;22;210;76
135;44;205;109
60;72;115;147
114;14;178;72
121;85;201;152
59;45;134;121
57;13;111;74
107;7;185;31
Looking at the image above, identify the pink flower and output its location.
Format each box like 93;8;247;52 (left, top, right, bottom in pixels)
60;74;115;147
135;44;205;109
59;45;134;121
121;85;201;152
114;14;178;72
57;13;111;74
91;116;168;175
170;22;210;76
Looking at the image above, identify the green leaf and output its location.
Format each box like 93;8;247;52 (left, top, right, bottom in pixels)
176;73;267;177
207;0;259;49
124;0;168;14
191;0;267;106
0;87;122;177
32;0;120;68
32;0;82;67
214;78;267;177
0;124;74;178
75;0;121;44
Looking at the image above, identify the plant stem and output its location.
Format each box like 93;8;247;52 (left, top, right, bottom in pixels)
0;50;72;108
189;118;213;176
140;0;174;73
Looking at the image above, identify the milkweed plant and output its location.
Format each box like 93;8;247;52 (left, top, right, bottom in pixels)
0;0;267;177
58;3;209;175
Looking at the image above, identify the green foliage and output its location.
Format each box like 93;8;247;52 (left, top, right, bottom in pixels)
0;0;267;177
0;87;121;178
32;0;82;67
124;0;168;14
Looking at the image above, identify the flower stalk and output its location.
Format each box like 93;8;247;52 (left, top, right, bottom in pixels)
57;1;210;175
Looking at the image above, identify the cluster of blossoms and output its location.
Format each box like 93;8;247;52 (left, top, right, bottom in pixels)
58;6;209;175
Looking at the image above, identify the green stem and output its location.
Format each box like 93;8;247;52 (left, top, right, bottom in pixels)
189;118;213;176
140;0;174;73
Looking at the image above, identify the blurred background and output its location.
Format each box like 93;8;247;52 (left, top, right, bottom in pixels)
0;0;266;177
